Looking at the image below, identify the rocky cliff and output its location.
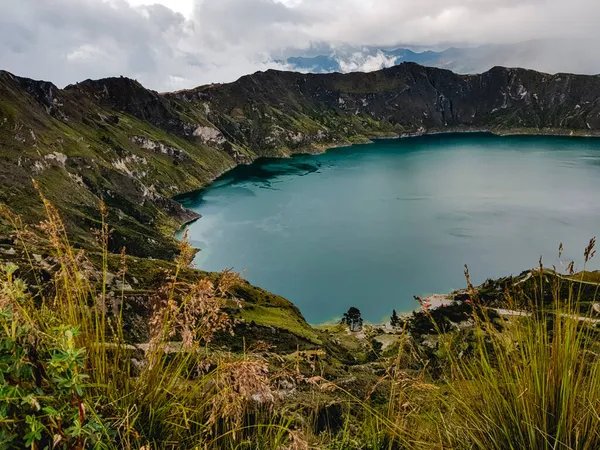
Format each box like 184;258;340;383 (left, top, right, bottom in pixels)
1;63;600;258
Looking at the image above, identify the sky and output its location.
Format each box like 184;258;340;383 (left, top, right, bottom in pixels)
1;0;599;91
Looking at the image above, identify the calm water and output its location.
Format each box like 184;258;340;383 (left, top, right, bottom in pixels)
177;133;600;323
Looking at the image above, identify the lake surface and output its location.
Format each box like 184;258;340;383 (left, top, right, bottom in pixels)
176;133;600;323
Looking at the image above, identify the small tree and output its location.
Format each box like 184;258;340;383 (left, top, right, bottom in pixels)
341;307;363;332
390;309;400;328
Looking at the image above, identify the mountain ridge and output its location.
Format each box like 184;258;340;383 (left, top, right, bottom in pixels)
2;62;600;260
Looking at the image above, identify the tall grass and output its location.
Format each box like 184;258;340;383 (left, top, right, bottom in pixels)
338;243;600;449
421;246;600;449
0;193;297;449
3;190;600;449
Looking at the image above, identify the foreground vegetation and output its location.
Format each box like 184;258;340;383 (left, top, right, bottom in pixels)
2;197;600;449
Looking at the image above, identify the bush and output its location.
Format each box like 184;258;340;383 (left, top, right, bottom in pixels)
0;267;111;448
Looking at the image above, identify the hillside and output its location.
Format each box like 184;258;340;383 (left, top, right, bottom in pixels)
3;63;600;448
3;213;600;448
2;63;600;261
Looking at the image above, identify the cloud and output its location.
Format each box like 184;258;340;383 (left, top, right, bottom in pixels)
0;0;288;90
337;51;397;73
1;0;599;91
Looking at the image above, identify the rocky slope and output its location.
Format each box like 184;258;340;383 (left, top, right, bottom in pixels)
2;63;600;260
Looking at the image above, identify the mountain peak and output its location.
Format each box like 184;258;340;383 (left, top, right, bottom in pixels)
65;75;179;129
66;76;154;100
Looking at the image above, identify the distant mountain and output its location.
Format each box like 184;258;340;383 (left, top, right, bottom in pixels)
286;48;456;73
284;40;599;75
287;55;343;73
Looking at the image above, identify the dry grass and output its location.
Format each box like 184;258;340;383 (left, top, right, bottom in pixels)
0;193;295;449
3;190;600;449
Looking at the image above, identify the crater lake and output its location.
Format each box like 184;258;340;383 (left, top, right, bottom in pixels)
176;133;600;323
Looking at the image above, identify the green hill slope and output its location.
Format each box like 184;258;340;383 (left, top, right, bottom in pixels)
2;64;600;260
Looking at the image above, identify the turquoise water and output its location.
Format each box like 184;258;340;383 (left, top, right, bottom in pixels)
176;133;600;323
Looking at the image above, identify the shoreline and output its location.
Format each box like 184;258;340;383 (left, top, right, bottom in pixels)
312;293;457;329
169;128;600;322
177;126;600;200
172;126;600;235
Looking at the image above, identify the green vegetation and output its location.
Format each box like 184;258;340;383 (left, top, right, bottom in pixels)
239;305;321;344
4;64;600;448
3;196;600;448
439;279;600;449
2;64;599;266
569;270;600;283
341;306;364;332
